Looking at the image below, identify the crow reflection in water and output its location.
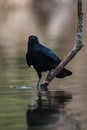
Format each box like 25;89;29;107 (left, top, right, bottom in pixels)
26;35;72;90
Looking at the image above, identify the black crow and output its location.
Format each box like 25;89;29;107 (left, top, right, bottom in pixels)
26;35;72;89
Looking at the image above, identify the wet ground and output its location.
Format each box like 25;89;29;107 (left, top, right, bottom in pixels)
0;1;87;130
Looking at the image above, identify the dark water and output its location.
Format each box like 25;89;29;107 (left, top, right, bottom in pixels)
0;3;87;130
26;90;73;129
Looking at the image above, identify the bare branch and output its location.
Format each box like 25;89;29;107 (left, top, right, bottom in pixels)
40;0;84;88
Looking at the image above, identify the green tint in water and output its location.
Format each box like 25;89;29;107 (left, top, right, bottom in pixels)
0;42;38;130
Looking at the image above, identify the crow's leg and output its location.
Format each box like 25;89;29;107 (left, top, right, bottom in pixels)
37;72;42;93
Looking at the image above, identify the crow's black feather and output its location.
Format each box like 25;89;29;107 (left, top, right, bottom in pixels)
26;35;72;79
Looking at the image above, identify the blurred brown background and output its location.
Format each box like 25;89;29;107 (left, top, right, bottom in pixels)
0;0;86;46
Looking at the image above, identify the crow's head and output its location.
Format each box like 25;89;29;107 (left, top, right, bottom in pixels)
28;35;38;48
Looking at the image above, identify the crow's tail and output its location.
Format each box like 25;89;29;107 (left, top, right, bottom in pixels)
56;68;72;78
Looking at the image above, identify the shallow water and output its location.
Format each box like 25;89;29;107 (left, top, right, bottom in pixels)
0;3;87;130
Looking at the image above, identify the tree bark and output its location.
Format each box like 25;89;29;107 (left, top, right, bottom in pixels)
41;0;84;88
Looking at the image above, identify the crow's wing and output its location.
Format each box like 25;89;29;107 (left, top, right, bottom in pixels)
39;44;61;64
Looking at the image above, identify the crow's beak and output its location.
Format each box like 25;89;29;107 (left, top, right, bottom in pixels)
32;36;36;40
